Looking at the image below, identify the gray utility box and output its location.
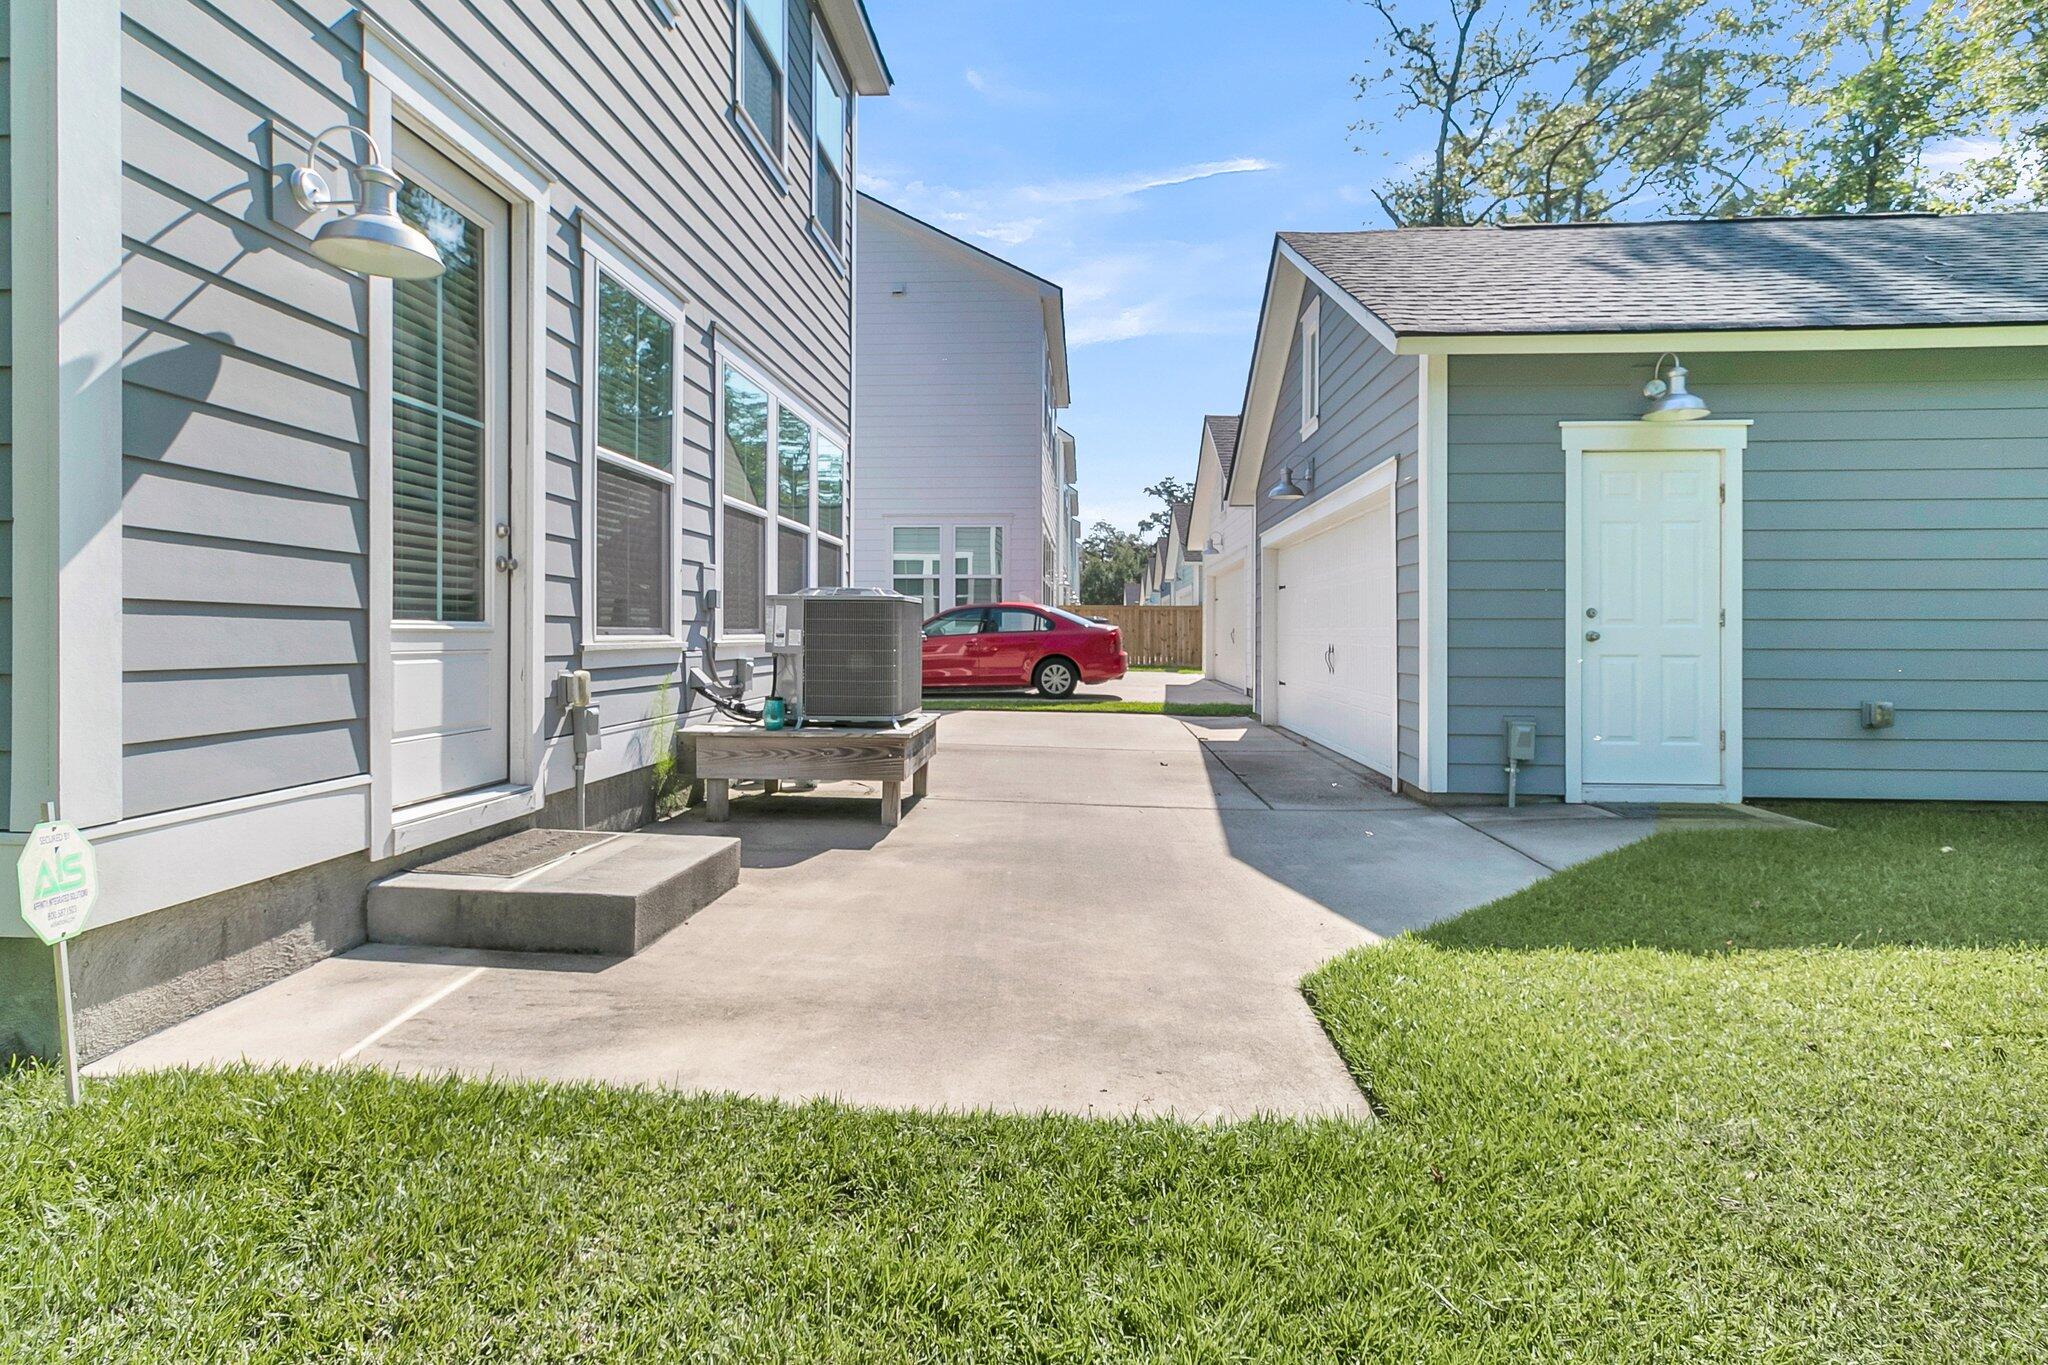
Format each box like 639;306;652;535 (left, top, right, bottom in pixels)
768;587;924;725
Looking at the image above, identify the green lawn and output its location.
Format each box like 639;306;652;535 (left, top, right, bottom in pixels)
923;695;1253;717
4;803;2043;1359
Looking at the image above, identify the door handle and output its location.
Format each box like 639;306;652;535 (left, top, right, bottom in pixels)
496;554;520;574
1585;630;1601;642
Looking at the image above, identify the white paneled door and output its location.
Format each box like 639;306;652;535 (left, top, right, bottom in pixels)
389;131;514;808
1207;564;1248;692
1579;451;1723;788
1271;496;1395;775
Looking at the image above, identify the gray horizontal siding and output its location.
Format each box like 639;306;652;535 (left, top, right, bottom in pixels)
113;0;851;818
1444;347;2048;802
0;0;11;810
119;2;370;818
1254;280;1419;730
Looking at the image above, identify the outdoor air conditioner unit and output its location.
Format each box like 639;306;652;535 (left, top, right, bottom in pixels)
767;588;924;726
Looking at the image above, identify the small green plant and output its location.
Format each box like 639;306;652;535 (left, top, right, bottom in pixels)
648;678;686;817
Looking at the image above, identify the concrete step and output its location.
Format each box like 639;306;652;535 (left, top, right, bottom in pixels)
368;829;740;956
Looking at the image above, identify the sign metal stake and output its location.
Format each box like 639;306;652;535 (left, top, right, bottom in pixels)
22;799;92;1106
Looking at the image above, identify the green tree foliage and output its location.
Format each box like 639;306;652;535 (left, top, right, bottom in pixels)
1354;0;2046;223
1078;522;1147;606
1136;477;1196;538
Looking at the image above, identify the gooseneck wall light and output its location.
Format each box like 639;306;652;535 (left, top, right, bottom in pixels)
285;125;446;280
1642;353;1710;422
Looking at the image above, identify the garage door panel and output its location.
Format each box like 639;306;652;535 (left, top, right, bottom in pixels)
1271;497;1395;774
1209;566;1248;691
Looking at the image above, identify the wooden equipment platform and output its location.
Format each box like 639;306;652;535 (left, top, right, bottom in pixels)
689;712;940;826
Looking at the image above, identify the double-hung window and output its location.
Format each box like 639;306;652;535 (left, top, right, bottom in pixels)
734;0;785;162
954;526;1003;605
892;527;940;615
717;351;850;640
582;232;683;649
1299;295;1323;439
812;42;850;257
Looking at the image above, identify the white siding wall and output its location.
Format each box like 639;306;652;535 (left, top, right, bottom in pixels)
853;203;1052;605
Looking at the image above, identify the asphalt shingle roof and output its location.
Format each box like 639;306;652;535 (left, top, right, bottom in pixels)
1280;213;2048;336
1203;415;1241;482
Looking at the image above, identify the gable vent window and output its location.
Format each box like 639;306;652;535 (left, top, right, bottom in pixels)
1299;295;1322;440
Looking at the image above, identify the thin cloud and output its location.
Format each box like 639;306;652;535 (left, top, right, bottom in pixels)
964;67;1052;108
1021;158;1277;208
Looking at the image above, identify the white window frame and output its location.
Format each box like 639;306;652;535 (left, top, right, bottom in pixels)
1299;295;1322;440
952;523;1004;606
890;524;943;616
579;226;688;659
808;19;851;269
713;345;848;649
731;0;788;185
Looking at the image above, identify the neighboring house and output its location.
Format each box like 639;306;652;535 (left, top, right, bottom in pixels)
1158;502;1200;606
1055;428;1081;604
1186;416;1251;691
1122;580;1141;606
853;196;1071;614
1225;213;2048;804
0;0;891;1060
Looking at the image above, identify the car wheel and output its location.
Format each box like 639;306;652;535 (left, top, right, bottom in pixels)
1034;657;1078;698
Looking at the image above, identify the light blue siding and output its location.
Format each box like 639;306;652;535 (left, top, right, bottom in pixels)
1445;347;2048;801
1254;282;1418;732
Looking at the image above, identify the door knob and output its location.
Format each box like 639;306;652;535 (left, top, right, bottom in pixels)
1585;630;1601;642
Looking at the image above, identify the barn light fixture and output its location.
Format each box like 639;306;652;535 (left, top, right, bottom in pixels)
1266;465;1309;501
286;125;445;280
1642;353;1710;422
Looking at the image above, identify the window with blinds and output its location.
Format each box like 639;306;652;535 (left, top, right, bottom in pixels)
779;526;810;594
717;358;847;635
723;503;765;634
592;270;676;636
393;183;486;623
818;539;843;588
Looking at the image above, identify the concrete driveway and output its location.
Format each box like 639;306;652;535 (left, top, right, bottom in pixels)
94;710;1662;1119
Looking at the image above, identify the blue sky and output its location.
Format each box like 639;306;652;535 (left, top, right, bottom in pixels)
858;0;1415;534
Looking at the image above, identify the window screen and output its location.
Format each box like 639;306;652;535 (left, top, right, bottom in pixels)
594;464;669;634
779;525;809;594
738;0;783;147
392;183;486;624
818;539;843;587
723;505;765;634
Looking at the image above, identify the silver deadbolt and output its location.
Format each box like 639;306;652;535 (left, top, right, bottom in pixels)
1585;630;1601;642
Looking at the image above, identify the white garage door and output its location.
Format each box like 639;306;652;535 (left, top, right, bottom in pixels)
1208;564;1248;692
1272;496;1395;775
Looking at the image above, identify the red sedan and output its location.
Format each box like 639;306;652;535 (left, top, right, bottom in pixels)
922;603;1128;698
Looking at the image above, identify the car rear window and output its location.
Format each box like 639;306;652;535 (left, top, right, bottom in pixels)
989;609;1050;633
1044;607;1107;628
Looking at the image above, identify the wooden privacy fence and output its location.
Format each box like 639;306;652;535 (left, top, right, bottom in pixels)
1067;604;1202;669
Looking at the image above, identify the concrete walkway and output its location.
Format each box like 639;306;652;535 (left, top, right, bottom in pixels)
93;711;1673;1119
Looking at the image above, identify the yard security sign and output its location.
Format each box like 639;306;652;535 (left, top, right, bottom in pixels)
16;819;98;945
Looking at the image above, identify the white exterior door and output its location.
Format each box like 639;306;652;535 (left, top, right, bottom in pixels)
1579;451;1723;789
1271;497;1395;774
1208;564;1248;692
389;132;514;808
